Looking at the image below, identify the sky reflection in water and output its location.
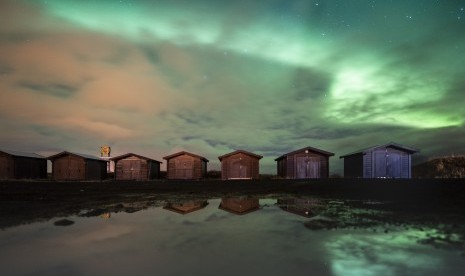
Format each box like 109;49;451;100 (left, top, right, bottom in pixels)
0;197;464;276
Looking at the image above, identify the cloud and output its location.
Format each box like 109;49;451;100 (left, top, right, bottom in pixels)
1;0;465;174
17;81;77;98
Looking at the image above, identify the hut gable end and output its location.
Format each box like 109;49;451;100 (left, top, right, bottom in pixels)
275;146;334;179
218;150;262;180
0;150;47;180
48;151;107;181
163;151;208;179
110;153;161;181
340;142;418;179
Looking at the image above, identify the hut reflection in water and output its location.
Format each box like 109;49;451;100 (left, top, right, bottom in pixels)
277;197;322;218
163;200;209;215
219;197;260;215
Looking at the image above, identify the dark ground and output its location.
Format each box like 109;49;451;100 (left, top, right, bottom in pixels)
1;179;465;230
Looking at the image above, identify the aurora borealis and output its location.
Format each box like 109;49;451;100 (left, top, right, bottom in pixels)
1;0;464;173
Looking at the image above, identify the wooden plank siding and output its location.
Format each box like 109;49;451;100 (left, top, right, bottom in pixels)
0;152;14;179
275;146;334;179
48;151;107;181
340;142;418;179
0;151;47;179
218;150;262;180
13;156;47;179
163;151;208;180
52;154;86;181
111;153;161;181
363;153;372;178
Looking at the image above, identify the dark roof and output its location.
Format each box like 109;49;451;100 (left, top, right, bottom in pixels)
218;150;263;161
47;151;106;161
110;153;162;163
0;149;45;159
275;146;334;161
340;142;419;158
163;151;209;162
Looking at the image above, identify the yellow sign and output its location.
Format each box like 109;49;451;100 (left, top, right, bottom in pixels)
100;145;111;157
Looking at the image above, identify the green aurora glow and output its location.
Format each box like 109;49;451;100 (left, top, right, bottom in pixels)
1;0;464;173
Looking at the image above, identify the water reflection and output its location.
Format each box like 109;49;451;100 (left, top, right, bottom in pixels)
277;197;322;218
163;200;209;215
219;197;260;215
1;194;465;275
53;219;75;226
100;213;111;219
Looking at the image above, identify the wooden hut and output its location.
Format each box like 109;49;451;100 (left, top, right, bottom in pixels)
218;150;262;180
275;146;334;179
163;151;208;179
48;151;107;181
110;153;161;181
0;150;47;180
340;142;419;178
163;200;209;215
219;197;260;215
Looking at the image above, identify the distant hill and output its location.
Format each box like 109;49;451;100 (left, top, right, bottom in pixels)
413;156;465;178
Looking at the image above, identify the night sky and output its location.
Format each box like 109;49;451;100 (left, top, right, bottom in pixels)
1;0;464;174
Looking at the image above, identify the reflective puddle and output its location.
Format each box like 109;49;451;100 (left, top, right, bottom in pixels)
1;196;464;275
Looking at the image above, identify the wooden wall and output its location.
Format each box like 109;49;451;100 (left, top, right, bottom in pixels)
85;159;107;180
53;155;86;180
166;154;205;179
114;156;149;181
221;153;260;180
343;153;364;178
0;152;14;179
0;153;46;179
14;157;47;179
52;154;106;180
343;147;413;178
277;158;287;178
369;148;412;178
278;150;330;179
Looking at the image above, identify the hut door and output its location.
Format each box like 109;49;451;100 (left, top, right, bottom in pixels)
69;157;81;180
130;160;141;180
54;158;67;180
122;160;140;180
175;159;193;179
387;153;401;178
122;160;131;180
129;160;140;180
183;161;193;179
296;157;320;178
374;151;387;178
230;157;247;178
296;157;306;179
308;157;320;178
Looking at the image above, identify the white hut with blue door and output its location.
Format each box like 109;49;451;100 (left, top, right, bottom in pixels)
340;142;419;178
